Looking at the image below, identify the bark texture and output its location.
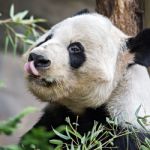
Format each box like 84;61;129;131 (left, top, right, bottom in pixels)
144;0;150;28
96;0;144;35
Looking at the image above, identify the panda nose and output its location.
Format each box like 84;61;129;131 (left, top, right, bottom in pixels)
28;53;51;68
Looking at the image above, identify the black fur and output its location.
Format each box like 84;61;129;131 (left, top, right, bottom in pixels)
127;28;150;67
28;53;51;68
20;104;150;150
114;131;150;150
31;103;109;134
36;34;53;47
73;9;90;16
68;42;86;69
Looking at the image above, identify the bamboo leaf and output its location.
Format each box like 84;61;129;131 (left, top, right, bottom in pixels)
10;4;14;19
140;145;149;150
4;36;9;55
13;10;28;21
0;107;37;135
15;33;25;39
24;39;35;45
53;128;71;140
49;139;63;145
18;19;46;25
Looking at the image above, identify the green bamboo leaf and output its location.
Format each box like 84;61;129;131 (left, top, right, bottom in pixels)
81;135;86;144
0;107;37;135
0;145;22;150
33;18;46;23
15;33;25;39
65;126;71;139
8;34;15;47
76;146;81;150
18;19;46;25
53;128;71;140
13;37;17;56
49;139;63;145
140;145;149;150
10;4;14;19
66;128;82;139
71;142;75;150
24;39;35;45
145;138;150;148
4;36;9;55
54;145;63;150
13;10;28;21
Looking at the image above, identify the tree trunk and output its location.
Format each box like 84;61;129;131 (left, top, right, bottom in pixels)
144;0;150;28
144;0;150;74
95;0;144;36
95;0;150;74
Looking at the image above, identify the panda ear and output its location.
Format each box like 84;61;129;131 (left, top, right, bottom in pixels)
73;9;90;16
127;28;150;67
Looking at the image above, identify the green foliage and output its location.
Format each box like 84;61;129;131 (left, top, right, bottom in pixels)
0;107;149;150
145;138;150;148
21;127;54;150
0;145;22;150
0;107;36;150
140;138;150;150
0;4;47;55
5;98;148;150
135;105;150;131
0;107;36;135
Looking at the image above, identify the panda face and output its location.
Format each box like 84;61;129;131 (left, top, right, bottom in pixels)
23;13;134;113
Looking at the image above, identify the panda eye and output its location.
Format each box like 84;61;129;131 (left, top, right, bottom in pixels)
68;42;84;54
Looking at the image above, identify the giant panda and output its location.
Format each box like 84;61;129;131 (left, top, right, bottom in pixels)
22;9;150;149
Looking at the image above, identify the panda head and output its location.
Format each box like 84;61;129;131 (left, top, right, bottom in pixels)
23;10;150;113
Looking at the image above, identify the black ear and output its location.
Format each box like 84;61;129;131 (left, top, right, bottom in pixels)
127;29;150;67
73;9;90;16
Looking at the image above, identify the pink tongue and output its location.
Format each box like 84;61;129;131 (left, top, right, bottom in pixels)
24;61;39;76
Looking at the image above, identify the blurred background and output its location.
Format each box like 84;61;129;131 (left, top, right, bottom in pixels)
0;0;95;145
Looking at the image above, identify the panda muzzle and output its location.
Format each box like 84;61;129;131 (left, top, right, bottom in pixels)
24;53;51;76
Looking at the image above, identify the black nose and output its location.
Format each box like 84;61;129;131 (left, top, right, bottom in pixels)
28;53;51;68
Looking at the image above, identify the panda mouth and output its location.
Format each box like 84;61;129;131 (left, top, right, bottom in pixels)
24;61;57;87
28;75;56;87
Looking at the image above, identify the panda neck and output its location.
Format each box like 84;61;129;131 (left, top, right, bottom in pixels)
107;64;150;130
60;65;150;130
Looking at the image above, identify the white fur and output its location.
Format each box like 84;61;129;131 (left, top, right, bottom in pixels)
108;65;150;130
24;13;150;130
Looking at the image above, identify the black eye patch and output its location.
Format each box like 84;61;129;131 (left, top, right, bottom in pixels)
68;42;86;69
36;34;53;47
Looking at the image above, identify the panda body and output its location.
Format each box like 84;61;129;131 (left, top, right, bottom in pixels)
22;10;150;149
